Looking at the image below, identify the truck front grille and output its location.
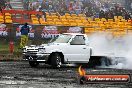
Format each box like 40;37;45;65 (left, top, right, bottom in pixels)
27;49;38;51
25;55;38;60
27;52;37;54
26;49;38;54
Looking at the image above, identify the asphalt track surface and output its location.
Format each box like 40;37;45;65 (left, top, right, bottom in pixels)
0;61;132;88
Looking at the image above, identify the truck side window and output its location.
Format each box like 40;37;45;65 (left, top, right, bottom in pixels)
70;35;85;45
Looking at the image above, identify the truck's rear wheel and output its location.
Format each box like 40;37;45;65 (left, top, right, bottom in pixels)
100;57;111;66
29;61;39;67
51;53;62;68
88;56;111;68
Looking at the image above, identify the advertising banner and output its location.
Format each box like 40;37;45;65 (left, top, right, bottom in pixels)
0;24;8;37
41;26;59;39
68;27;82;33
41;26;83;39
0;24;84;45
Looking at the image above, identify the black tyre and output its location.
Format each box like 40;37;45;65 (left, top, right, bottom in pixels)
88;56;111;68
78;76;87;85
29;61;39;67
51;53;62;68
88;57;99;68
100;57;111;66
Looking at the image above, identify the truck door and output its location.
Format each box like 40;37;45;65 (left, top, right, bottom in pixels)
67;35;90;63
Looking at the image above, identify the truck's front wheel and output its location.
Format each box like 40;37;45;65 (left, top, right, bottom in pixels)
51;53;62;68
29;61;39;67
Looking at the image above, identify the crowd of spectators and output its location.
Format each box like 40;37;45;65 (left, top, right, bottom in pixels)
23;0;102;15
0;0;12;12
99;5;131;20
23;0;132;20
0;0;6;12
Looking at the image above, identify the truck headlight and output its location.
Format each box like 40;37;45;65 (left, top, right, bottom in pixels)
38;48;45;52
23;48;27;52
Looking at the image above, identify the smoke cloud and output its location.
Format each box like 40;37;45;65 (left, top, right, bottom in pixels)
88;32;132;69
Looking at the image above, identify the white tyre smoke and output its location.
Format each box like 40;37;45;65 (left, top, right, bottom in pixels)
88;32;132;69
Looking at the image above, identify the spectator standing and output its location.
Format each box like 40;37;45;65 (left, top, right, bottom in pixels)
125;12;131;20
4;1;12;10
38;0;43;4
53;0;59;12
48;1;54;12
0;0;6;12
131;3;132;12
41;11;46;21
114;5;122;16
41;0;48;12
24;0;29;10
68;2;74;14
99;10;105;18
28;1;33;10
73;1;82;15
20;23;30;49
108;10;114;19
31;1;37;10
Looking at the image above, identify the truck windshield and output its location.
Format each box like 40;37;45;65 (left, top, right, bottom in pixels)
50;34;72;43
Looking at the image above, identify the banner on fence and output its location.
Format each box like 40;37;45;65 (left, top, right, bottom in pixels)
0;24;8;37
68;27;82;33
0;24;84;43
41;26;59;39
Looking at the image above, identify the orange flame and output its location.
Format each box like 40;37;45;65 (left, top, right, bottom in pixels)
78;65;86;76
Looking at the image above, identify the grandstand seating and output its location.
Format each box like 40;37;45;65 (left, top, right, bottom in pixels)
0;9;132;37
0;15;4;23
55;21;62;26
4;13;12;23
39;18;47;25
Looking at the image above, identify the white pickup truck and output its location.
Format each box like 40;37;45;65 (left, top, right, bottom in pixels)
23;33;112;68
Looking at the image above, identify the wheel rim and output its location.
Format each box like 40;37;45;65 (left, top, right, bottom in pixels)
34;62;38;65
101;58;106;66
100;58;110;66
56;55;61;67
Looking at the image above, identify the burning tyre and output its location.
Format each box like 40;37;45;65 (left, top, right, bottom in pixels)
88;56;112;68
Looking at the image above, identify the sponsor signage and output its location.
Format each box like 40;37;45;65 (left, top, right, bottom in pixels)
41;26;59;39
0;24;8;36
78;66;131;84
82;74;130;83
68;27;82;33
